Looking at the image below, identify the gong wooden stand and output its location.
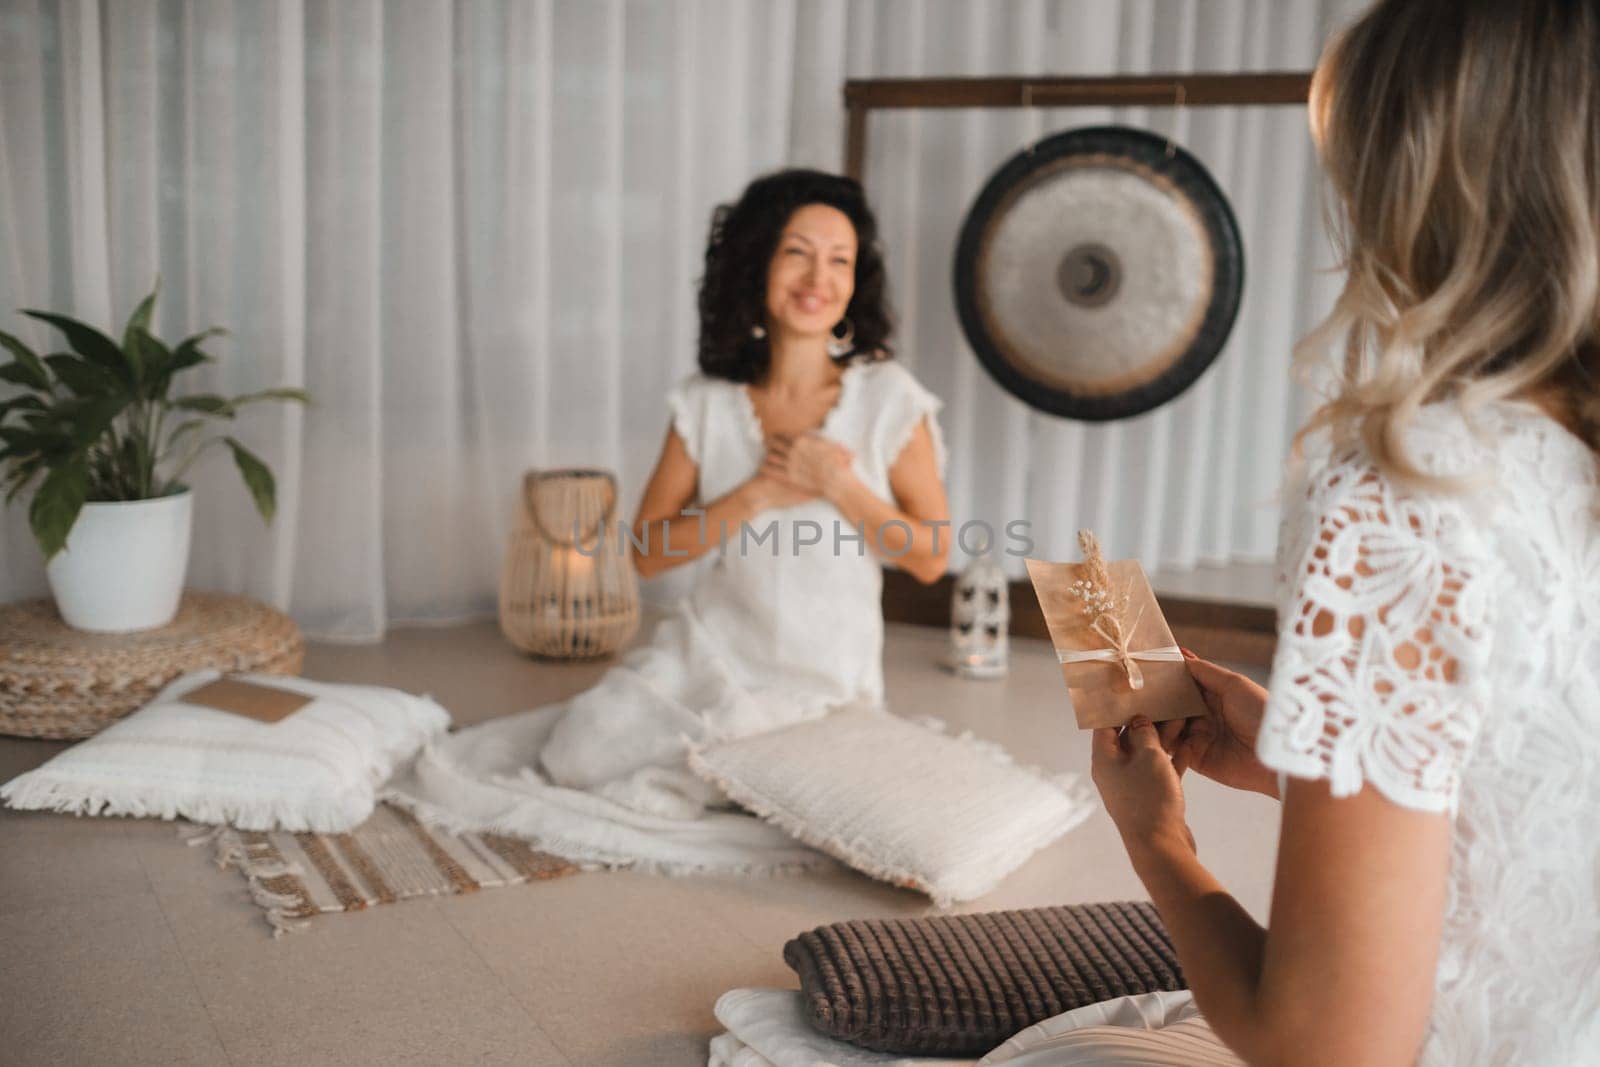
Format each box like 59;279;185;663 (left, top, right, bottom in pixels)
843;72;1312;182
855;71;1311;665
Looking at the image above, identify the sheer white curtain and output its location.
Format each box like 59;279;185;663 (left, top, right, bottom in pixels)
0;0;1363;641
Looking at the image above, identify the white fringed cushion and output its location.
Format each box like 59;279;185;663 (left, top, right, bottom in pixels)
1;670;451;832
687;710;1096;906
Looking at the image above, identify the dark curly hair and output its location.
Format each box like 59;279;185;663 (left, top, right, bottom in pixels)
696;168;894;383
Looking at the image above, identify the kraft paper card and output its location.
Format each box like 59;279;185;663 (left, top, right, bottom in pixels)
1025;552;1209;731
182;678;313;724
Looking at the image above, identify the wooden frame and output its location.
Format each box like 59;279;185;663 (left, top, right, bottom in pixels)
853;71;1313;662
843;72;1312;181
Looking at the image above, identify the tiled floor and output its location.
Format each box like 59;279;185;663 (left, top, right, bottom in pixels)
0;619;1281;1066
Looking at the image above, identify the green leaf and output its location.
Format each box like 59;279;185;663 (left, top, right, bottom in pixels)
224;436;275;522
29;451;90;560
3;458;46;505
17;412;52;432
67;395;128;449
99;434;144;499
0;395;47;418
167;327;226;371
0;395;46;431
0;426;36;451
128;428;154;496
17;394;128;451
21;311;132;383
131;329;172;395
172;393;234;416
230;387;312;408
0;329;51;391
0;425;70;458
122;282;158;355
0;361;50;390
43;353;124;397
163;418;207;452
167;347;216;375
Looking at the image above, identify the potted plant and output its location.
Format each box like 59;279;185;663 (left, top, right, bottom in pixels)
0;282;308;632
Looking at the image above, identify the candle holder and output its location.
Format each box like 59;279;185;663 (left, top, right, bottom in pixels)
942;551;1009;680
498;468;640;659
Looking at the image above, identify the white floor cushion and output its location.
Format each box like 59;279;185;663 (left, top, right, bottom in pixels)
688;709;1096;906
1;670;451;832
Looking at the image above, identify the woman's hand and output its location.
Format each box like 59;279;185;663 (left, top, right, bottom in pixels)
741;436;831;512
761;432;854;498
743;466;817;513
1162;654;1280;799
1092;717;1196;870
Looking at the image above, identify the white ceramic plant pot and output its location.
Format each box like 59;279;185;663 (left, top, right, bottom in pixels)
45;488;193;633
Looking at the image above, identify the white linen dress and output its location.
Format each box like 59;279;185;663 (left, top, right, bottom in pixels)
386;357;947;870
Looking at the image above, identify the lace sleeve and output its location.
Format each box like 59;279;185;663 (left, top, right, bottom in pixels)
1256;453;1496;814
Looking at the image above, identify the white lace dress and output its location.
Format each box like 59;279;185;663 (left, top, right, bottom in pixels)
1257;399;1600;1065
385;358;947;871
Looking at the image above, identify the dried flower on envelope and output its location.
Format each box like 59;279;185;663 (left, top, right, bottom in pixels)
1068;531;1131;634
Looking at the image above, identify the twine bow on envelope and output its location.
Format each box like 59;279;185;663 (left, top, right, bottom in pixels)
1055;608;1183;691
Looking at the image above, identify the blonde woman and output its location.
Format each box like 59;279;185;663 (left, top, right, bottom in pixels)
1082;2;1600;1064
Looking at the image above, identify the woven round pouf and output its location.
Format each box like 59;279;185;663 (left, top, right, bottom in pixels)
0;592;304;740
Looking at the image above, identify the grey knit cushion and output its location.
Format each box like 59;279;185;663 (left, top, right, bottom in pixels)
782;900;1186;1056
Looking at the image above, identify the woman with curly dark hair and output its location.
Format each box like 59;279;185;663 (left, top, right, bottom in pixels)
695;168;895;384
390;169;950;865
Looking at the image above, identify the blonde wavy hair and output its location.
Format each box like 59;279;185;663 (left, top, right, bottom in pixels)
1298;0;1600;481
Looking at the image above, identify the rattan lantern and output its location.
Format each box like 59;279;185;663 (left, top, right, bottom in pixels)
499;468;640;659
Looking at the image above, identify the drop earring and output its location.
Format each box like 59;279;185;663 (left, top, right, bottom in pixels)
826;317;855;358
750;324;766;340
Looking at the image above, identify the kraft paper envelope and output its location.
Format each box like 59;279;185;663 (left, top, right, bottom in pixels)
182;677;313;724
1025;557;1210;730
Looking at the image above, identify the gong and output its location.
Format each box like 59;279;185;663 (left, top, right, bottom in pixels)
953;126;1243;422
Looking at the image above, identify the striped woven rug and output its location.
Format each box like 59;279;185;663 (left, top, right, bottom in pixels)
188;803;578;936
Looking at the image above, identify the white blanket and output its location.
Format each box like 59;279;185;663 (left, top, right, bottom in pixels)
708;989;978;1067
382;597;853;873
382;701;829;876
